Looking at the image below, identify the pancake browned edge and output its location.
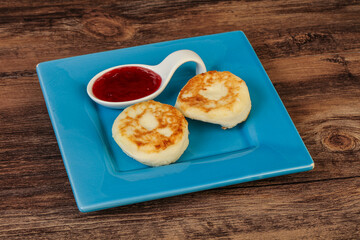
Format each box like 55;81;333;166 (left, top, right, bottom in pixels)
175;71;251;129
112;100;189;167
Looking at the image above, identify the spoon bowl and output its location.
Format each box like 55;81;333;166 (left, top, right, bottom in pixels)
87;50;207;109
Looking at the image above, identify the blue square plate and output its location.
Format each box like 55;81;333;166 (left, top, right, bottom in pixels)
37;31;314;212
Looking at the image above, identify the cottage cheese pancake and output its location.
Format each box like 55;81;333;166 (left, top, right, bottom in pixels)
112;100;189;166
175;71;251;129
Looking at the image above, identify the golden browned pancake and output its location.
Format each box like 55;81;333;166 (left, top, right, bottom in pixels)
112;100;189;166
175;71;251;128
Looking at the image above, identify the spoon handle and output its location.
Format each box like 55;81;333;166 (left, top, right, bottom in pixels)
154;50;207;81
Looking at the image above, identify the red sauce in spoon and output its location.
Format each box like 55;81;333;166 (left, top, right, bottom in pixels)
92;66;162;102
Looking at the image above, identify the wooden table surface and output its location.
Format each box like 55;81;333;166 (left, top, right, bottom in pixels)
1;0;359;239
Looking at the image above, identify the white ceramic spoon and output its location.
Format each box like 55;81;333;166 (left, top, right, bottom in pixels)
87;49;207;109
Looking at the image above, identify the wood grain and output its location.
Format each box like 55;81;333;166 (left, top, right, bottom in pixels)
1;178;359;239
0;0;359;72
0;0;359;239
